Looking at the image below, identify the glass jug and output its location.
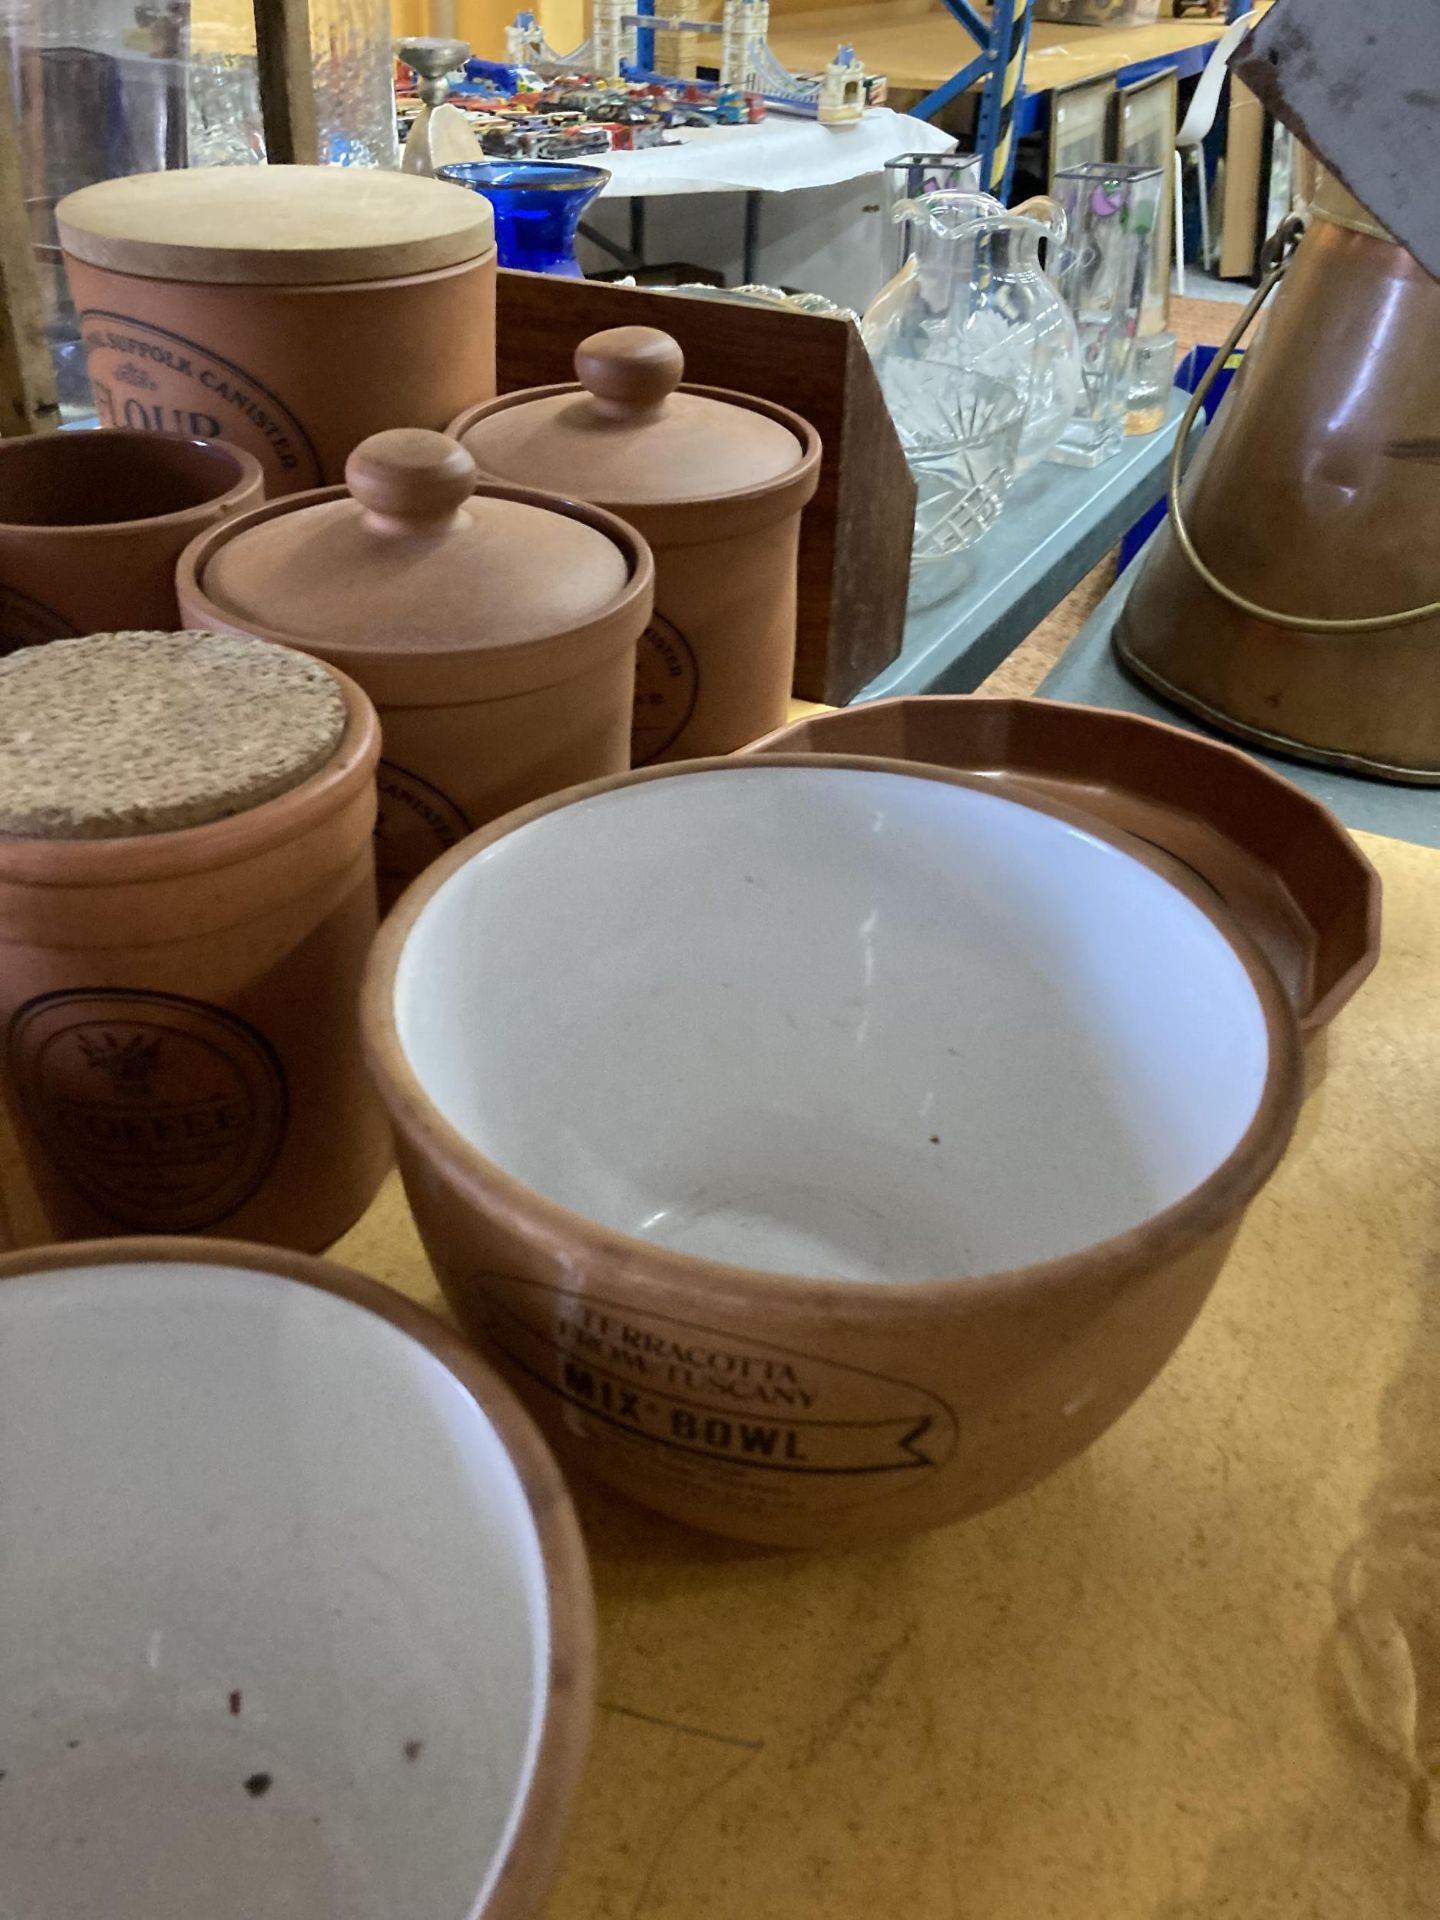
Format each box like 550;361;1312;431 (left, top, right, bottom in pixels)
862;190;1084;507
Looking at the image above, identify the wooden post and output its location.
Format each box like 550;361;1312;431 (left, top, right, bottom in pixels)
0;79;58;437
253;0;319;165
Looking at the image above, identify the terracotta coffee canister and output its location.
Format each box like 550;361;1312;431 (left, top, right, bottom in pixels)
449;326;821;763
57;167;497;499
178;428;654;903
0;631;390;1252
0;429;262;652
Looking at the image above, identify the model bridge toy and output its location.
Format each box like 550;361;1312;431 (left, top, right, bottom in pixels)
500;2;885;122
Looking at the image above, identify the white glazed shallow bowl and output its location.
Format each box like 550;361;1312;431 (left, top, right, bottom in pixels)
393;761;1278;1281
364;757;1302;1546
0;1241;593;1920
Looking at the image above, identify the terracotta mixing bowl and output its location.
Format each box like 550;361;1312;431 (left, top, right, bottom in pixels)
362;757;1304;1549
0;1238;593;1920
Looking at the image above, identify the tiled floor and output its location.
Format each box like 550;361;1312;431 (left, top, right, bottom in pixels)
1175;265;1254;306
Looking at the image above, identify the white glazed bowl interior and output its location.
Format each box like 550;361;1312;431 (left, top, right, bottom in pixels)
396;764;1273;1283
0;1258;551;1920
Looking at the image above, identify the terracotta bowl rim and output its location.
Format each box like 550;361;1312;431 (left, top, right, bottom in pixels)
361;753;1306;1322
746;693;1384;1033
0;428;263;536
0;1233;596;1920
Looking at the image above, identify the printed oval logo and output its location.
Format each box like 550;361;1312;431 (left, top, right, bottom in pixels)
632;614;699;764
0;585;76;657
8;989;288;1231
468;1273;959;1520
78;308;323;493
375;758;472;896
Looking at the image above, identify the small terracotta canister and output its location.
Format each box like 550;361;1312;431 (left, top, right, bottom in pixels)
449;326;821;763
0;631;390;1251
57;167;497;499
177;429;655;902
0;429;262;652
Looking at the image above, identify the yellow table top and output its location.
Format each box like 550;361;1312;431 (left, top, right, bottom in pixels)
327;823;1435;1920
768;4;1257;99
0;811;1429;1917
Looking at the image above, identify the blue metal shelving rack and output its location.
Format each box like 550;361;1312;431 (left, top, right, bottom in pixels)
912;0;1037;200
908;0;1252;203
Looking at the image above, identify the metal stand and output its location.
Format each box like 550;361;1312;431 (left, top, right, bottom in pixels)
742;191;762;284
911;0;1036;202
251;0;318;165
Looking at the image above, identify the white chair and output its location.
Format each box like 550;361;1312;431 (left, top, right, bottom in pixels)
1174;9;1256;294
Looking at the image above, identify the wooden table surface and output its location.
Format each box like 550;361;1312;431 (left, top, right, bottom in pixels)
769;3;1249;98
327;822;1433;1920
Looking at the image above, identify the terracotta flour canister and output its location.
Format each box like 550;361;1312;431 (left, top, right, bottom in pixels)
57;167;497;499
449;327;821;763
0;429;262;652
0;632;390;1252
177;429;654;902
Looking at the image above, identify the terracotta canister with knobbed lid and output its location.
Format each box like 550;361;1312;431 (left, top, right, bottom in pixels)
0;631;389;1253
177;428;654;904
57;167;497;499
448;326;821;763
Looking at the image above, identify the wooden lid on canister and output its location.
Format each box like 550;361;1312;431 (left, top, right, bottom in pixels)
449;326;822;541
179;430;655;705
56;166;496;286
0;631;347;839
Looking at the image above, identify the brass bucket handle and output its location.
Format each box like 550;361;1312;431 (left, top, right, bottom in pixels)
1166;215;1440;634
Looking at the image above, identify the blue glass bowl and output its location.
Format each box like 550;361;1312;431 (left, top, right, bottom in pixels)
438;161;611;278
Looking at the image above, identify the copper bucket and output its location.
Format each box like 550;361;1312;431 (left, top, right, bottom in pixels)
1117;174;1440;783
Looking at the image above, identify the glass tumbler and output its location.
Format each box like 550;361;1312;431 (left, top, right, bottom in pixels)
1049;162;1163;468
1126;329;1176;435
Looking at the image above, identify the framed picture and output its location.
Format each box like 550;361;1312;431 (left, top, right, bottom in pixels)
1048;77;1115;189
1114;69;1178;330
1263;117;1296;242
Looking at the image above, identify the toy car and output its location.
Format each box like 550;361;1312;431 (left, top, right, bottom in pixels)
476;123;526;157
518;125;614;160
599;121;675;151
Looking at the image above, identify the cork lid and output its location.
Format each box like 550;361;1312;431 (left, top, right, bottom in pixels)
0;632;346;839
196;431;633;675
454;327;815;510
56;166;494;286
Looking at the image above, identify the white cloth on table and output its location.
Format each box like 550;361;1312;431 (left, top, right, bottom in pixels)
596;108;956;199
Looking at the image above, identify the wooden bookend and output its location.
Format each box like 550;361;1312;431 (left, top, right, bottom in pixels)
253;0;319;167
495;271;914;705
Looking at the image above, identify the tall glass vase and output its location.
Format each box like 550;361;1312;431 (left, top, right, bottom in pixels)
1049;162;1163;468
881;151;982;285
